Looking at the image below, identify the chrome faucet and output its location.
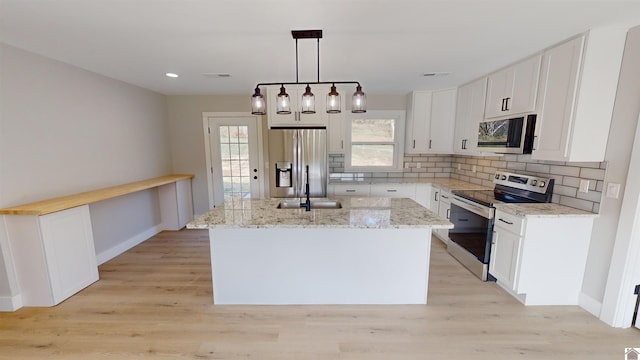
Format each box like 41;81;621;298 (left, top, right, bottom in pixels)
300;165;311;211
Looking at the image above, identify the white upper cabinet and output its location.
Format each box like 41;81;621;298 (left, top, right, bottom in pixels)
532;27;627;162
267;84;330;128
405;91;432;153
405;88;456;154
484;55;541;119
327;113;345;153
453;77;487;154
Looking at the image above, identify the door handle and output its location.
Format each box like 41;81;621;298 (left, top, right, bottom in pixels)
413;140;416;149
446;208;450;219
498;218;514;225
501;98;506;111
429;139;432;149
504;97;511;111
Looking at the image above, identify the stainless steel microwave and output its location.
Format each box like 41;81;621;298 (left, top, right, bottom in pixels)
477;114;536;154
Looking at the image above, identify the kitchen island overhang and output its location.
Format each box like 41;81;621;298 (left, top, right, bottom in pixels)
187;197;453;305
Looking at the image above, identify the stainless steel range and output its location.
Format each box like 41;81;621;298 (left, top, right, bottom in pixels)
447;171;554;281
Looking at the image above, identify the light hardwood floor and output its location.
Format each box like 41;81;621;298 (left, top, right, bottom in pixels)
0;229;637;359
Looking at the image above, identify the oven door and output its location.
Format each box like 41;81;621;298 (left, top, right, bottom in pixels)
447;196;495;281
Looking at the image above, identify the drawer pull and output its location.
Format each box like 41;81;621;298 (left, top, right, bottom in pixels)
387;189;397;192
346;189;356;193
498;218;514;225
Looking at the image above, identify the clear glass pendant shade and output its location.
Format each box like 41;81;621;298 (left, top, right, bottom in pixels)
351;85;367;113
301;85;316;114
251;87;266;115
326;84;341;113
276;85;291;114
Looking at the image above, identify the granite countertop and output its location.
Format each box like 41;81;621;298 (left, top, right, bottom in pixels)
187;197;454;229
494;203;599;218
328;177;491;191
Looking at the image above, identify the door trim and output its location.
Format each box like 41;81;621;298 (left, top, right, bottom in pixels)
202;112;265;208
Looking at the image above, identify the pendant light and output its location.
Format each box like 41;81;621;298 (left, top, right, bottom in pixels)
352;85;367;113
250;30;366;115
301;85;315;114
276;85;291;114
326;84;341;113
251;87;265;115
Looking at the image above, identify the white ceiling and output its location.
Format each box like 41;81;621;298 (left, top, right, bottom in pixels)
2;0;640;96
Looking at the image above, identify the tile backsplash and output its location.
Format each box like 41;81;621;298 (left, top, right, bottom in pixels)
328;153;606;213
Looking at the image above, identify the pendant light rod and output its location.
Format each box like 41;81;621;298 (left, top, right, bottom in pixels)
317;37;320;83
295;37;299;83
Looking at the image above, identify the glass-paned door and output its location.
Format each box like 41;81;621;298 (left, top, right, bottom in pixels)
208;116;261;207
219;125;250;201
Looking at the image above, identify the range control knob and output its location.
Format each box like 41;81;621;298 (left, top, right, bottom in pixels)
495;174;500;179
501;175;507;180
531;180;538;186
539;181;546;187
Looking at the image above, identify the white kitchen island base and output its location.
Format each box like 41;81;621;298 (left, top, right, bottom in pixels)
209;228;432;305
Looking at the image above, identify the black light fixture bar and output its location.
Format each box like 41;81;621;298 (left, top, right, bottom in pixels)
254;81;362;88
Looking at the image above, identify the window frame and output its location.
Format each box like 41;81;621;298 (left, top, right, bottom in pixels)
344;110;406;172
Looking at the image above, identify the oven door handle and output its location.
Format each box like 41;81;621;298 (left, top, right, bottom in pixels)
452;196;493;219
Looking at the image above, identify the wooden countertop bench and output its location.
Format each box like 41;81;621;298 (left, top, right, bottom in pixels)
0;174;194;216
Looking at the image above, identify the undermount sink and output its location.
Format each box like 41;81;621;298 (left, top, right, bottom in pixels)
276;200;342;209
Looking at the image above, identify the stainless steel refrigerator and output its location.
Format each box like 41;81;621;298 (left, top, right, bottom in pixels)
268;128;327;198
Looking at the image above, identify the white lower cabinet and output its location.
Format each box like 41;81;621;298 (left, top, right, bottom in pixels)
489;208;595;305
369;183;416;198
329;183;371;196
432;188;451;243
414;184;431;209
5;205;99;306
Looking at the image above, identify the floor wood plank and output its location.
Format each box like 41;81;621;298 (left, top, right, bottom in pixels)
0;229;637;359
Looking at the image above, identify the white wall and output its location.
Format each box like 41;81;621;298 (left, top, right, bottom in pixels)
0;44;172;303
579;26;640;311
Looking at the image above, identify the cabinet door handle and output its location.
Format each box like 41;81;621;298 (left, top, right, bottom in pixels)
498;218;514;225
532;135;538;151
387;189;397;192
446;208;450;219
492;230;498;245
341;140;344;149
441;195;449;199
346;189;356;193
434;191;439;201
504;97;511;111
429;139;432;149
413;140;416;149
501;98;506;111
462;139;467;149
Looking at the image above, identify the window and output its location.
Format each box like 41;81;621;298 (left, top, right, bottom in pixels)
345;110;405;172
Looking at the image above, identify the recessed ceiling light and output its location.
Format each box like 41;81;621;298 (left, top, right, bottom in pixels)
423;72;450;77
165;72;179;78
203;73;232;78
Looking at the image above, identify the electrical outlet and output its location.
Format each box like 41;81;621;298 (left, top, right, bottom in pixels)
579;180;590;193
472;165;477;173
606;183;621;198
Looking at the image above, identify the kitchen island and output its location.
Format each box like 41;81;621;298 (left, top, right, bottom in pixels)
187;197;452;305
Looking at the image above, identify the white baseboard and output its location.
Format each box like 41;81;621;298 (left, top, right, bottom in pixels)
579;292;602;317
0;294;22;311
96;224;163;265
